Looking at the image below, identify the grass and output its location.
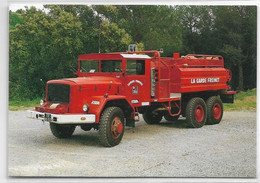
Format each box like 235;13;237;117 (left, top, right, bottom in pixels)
8;89;256;111
9;97;41;111
223;88;256;111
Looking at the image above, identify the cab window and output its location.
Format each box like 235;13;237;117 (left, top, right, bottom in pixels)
101;60;122;73
80;60;99;73
126;60;145;75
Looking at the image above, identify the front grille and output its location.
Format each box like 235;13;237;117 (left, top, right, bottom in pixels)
47;84;70;104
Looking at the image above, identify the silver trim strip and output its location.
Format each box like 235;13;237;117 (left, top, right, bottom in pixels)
120;54;151;59
27;110;96;124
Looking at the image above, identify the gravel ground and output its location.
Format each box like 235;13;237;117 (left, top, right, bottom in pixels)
8;110;256;177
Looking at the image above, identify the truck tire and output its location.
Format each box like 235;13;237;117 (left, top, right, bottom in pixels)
164;113;179;121
185;97;207;128
206;96;223;125
143;108;163;124
50;123;76;138
98;107;125;147
80;124;93;131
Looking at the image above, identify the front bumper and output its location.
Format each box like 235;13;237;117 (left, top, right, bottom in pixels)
27;110;96;124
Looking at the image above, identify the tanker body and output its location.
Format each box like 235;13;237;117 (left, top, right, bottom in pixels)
28;48;236;147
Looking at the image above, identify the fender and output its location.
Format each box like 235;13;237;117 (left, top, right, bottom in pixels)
88;95;135;122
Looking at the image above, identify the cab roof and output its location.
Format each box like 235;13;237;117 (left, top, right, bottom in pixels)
78;53;151;60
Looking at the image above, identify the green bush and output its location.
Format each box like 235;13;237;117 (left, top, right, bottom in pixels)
223;89;256;111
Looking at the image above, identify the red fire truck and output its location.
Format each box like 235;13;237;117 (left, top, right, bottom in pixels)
27;47;235;147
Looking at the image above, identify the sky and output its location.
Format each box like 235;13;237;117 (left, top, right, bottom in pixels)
9;4;44;11
8;1;260;12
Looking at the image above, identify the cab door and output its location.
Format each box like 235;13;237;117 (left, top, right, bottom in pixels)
124;59;151;107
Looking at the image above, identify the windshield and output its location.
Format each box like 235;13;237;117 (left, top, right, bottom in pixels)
80;60;122;73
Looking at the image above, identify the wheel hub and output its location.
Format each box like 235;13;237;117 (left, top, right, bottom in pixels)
111;117;123;139
213;103;221;119
195;105;204;123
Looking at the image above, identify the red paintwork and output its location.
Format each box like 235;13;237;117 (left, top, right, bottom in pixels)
35;102;69;114
195;105;204;123
117;123;123;134
213;103;222;120
35;50;234;122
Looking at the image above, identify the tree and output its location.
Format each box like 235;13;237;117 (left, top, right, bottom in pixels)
9;11;23;30
178;5;256;90
9;6;85;100
99;20;132;53
213;6;257;90
92;5;183;56
9;5;257;101
45;5;133;53
178;6;217;54
9;5;134;100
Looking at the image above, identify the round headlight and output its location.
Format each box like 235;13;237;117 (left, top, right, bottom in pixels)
83;104;89;112
40;99;45;106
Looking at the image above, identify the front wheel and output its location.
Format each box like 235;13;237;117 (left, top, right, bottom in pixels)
206;96;223;125
185;97;207;128
50;123;76;138
98;107;125;147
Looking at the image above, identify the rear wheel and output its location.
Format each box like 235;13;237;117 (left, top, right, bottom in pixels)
206;96;223;125
98;107;125;147
143;108;163;124
50;123;76;138
185;97;207;128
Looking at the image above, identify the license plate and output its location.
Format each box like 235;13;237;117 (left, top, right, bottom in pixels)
44;113;52;122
